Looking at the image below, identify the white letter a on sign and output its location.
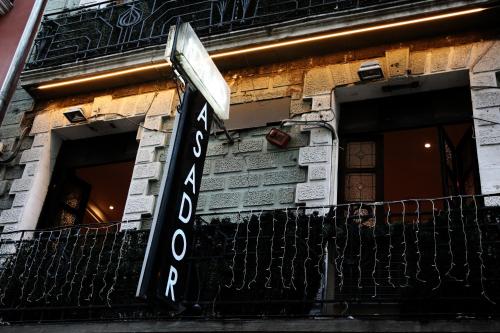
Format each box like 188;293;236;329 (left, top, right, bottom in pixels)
197;103;208;131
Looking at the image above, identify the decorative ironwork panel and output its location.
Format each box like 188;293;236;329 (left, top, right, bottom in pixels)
27;0;423;69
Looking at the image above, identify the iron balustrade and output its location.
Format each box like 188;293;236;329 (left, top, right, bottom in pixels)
27;0;425;70
0;194;499;323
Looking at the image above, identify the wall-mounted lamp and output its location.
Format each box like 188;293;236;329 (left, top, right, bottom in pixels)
63;107;87;123
358;60;384;81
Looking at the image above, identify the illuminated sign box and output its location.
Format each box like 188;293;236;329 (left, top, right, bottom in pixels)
165;23;230;120
137;22;228;308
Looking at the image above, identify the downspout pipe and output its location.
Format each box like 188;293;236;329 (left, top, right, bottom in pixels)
0;0;47;123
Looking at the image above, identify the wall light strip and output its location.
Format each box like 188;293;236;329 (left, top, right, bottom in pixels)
37;7;486;90
211;7;486;59
37;62;171;89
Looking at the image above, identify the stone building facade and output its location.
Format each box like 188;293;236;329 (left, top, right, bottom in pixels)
2;29;500;231
0;0;499;330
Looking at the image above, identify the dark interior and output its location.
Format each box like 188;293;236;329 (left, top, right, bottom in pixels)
37;132;138;228
339;87;480;208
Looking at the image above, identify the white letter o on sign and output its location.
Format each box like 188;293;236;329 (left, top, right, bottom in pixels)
171;229;187;261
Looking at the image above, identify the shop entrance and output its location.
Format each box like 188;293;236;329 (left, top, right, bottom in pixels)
38;132;138;228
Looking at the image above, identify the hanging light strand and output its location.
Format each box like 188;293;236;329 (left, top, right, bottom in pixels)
27;230;54;302
106;229;130;307
265;210;277;289
386;203;395;288
280;208;290;289
357;203;364;290
37;229;63;302
290;207;300;290
430;199;442;290
316;208;327;290
400;201;410;287
414;200;426;283
68;228;90;301
225;213;241;289
87;225;110;302
19;231;43;304
339;204;351;291
444;199;461;282
248;210;263;289
332;207;341;275
371;204;379;297
77;228;99;306
236;212;251;290
0;232;27;305
99;227;119;301
459;195;471;286
472;196;495;304
57;229;82;301
303;214;312;297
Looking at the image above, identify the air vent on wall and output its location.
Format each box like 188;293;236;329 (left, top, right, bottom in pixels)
0;0;13;16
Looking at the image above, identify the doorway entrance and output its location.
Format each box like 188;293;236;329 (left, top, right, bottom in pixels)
338;87;480;205
38;132;138;228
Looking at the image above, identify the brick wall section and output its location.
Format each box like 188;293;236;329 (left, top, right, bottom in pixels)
197;125;309;215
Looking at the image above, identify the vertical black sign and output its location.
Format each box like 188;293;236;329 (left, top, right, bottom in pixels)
137;85;213;308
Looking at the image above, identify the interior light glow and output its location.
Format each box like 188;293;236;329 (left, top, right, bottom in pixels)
37;63;170;90
211;8;486;59
36;7;485;90
109;205;115;210
425;143;432;149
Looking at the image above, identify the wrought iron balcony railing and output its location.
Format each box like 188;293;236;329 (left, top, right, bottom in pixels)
0;193;499;323
27;0;426;70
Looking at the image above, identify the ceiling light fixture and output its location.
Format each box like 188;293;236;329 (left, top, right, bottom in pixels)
424;143;432;149
109;205;115;210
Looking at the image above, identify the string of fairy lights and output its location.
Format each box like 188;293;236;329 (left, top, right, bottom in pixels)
264;211;276;289
247;211;263;289
444;199;461;282
0;224;134;308
399;201;410;287
371;204;380;297
280;208;291;290
290;207;299;290
218;195;498;306
0;194;497;310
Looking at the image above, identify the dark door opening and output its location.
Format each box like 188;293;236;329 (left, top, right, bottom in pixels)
38;132;139;228
338;87;480;206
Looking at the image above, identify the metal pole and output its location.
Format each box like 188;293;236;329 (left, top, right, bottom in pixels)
0;0;47;122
